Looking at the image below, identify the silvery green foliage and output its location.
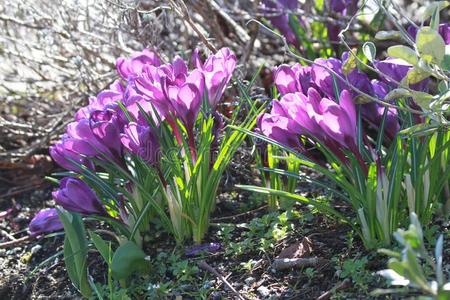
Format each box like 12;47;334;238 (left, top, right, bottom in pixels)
377;213;450;299
368;1;450;136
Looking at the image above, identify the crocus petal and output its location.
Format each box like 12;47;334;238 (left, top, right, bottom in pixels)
29;208;63;236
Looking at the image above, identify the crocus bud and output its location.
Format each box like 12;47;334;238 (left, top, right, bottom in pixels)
89;109;123;157
52;177;108;216
50;135;95;172
257;112;304;151
273;65;302;95
121;122;160;166
75;81;124;121
373;58;429;91
185;242;221;256
164;70;204;132
311;58;345;99
116;49;161;80
260;0;300;47
318;90;357;150
29;208;63;236
192;48;236;108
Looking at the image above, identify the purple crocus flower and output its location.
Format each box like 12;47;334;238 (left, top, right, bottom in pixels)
50;135;95;172
135;59;189;119
311;58;346;99
52;177;108;216
261;0;300;47
318;90;357;151
75;80;124;121
89;110;123;156
273;64;316;95
257;112;304;151
65;110;124;166
192;48;237;109
359;80;400;140
29;208;63;236
327;0;358;46
116;49;161;80
274;90;324;139
163;69;205;131
373;58;429;91
185;242;221;256
121;122;160;165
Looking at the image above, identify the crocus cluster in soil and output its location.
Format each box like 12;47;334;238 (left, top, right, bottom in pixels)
258;51;429;165
30;47;236;235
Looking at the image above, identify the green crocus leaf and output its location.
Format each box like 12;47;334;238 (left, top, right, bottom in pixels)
416;26;446;64
387;46;418;66
111;241;149;280
89;230;112;265
399;124;439;137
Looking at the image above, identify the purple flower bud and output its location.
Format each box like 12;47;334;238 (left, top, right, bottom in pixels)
65;111;124;166
318;90;357;150
50;136;95;172
116;49;161;80
192;48;236;109
135;63;184;118
75;80;124;121
28;208;63;236
163;70;205;131
185;242;221;256
260;0;300;47
89;109;123;157
52;177;107;216
257;112;304;151
121;122;160;165
275;90;323;138
311;58;345;99
374;58;429;91
273;64;315;95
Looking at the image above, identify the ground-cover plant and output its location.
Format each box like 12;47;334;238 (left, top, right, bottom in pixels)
28;47;263;296
375;213;450;299
238;2;450;249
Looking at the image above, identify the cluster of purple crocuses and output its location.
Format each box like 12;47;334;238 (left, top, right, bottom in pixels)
257;50;431;166
29;47;236;236
257;21;450;156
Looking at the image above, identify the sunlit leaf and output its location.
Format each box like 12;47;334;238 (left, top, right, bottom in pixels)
387;46;418;65
416;26;446;64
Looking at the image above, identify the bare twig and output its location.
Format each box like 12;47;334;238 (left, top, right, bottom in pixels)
197;260;245;300
272;257;321;271
316;279;352;300
0;235;33;249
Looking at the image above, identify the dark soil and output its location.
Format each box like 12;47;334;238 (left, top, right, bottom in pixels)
0;149;391;300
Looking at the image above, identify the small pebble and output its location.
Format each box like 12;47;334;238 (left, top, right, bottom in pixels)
257;286;270;298
244;277;255;285
210;291;222;300
31;244;42;255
